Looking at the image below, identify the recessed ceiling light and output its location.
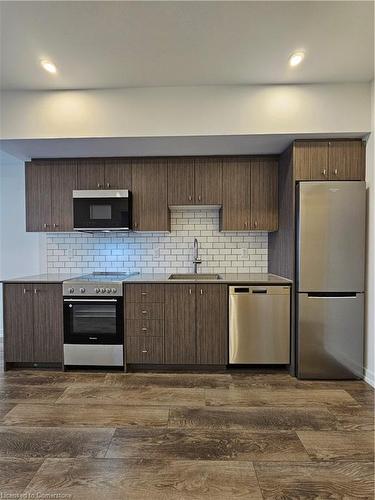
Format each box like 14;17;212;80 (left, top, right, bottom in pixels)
289;51;305;67
40;60;57;73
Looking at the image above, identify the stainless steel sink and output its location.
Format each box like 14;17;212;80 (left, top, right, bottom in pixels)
168;273;222;280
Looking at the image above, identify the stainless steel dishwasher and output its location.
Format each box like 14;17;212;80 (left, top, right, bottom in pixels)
229;285;290;364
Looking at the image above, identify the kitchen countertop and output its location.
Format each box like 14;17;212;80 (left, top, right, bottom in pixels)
1;273;81;284
2;272;291;285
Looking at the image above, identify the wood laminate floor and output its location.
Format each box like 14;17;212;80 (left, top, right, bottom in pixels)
0;358;373;497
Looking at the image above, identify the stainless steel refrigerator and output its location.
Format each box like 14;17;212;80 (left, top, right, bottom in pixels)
297;181;366;379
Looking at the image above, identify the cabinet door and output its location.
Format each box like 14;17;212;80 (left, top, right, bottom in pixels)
165;285;196;364
167;158;195;205
33;284;63;363
328;140;365;180
196;285;227;364
294;141;329;181
194;158;222;205
221;158;251;231
250;159;278;231
25;161;52;231
3;284;34;362
132;159;170;231
104;159;132;189
51;160;77;231
77;159;105;189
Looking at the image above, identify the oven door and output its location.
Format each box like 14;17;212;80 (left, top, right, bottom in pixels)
73;190;131;231
64;297;123;345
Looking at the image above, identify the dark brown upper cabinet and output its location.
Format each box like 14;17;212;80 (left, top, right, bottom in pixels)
132;159;170;231
194;158;222;205
26;161;52;232
3;283;63;366
294;141;329;181
328;140;365;180
167;158;195;205
168;157;222;206
221;158;251;231
26;159;77;232
77;158;132;190
250;159;278;231
104;159;132;189
294;140;365;181
77;159;105;189
196;284;227;365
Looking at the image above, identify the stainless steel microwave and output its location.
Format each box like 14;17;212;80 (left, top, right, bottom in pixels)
73;190;132;232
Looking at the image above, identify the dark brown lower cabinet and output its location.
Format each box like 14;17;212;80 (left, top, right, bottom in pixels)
196;285;228;364
33;284;64;363
165;284;196;364
3;284;34;362
164;284;228;365
3;283;63;367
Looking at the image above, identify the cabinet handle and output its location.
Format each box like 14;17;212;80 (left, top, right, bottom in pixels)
188;195;192;201
34;289;39;294
141;292;147;295
53;223;59;229
23;288;30;294
43;223;49;229
141;327;148;331
334;169;338;176
134;222;138;229
189;288;192;295
198;195;201;201
244;221;248;228
200;289;203;295
322;169;327;176
141;350;148;353
254;220;258;228
97;183;102;188
141;310;148;314
106;183;110;188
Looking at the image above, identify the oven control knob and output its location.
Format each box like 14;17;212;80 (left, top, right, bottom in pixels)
69;288;74;293
80;288;85;293
106;288;111;293
95;288;100;293
112;288;117;293
100;288;105;293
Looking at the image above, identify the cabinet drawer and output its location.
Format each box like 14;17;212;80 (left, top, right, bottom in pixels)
126;337;164;364
126;320;164;337
126;303;164;320
125;284;165;303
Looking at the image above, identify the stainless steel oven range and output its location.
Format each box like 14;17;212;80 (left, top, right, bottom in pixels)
63;272;137;367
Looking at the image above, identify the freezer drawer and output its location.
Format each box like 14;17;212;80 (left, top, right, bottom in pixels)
229;286;290;364
298;293;364;379
297;182;365;292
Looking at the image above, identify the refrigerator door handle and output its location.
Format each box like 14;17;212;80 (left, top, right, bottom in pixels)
307;292;358;299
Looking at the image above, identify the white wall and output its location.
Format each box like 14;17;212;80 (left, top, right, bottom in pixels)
365;80;375;387
0;153;45;335
0;83;371;140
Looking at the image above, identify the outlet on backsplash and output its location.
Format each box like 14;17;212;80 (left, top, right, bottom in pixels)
46;209;268;275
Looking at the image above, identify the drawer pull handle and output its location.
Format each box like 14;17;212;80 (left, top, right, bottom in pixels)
334;168;338;176
141;292;147;295
142;327;148;331
141;310;148;314
322;169;327;176
142;350;148;353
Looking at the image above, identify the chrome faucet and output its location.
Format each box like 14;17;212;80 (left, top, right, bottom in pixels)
193;238;202;274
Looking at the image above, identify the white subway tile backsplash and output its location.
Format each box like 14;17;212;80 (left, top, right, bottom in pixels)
46;209;268;275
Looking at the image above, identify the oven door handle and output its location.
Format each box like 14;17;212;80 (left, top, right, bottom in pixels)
63;299;118;302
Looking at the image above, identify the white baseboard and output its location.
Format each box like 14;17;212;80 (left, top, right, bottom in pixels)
364;367;375;388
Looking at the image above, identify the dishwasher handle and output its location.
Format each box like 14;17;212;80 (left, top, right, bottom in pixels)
229;286;290;296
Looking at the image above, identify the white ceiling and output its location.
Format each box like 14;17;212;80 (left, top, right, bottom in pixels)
1;1;373;90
